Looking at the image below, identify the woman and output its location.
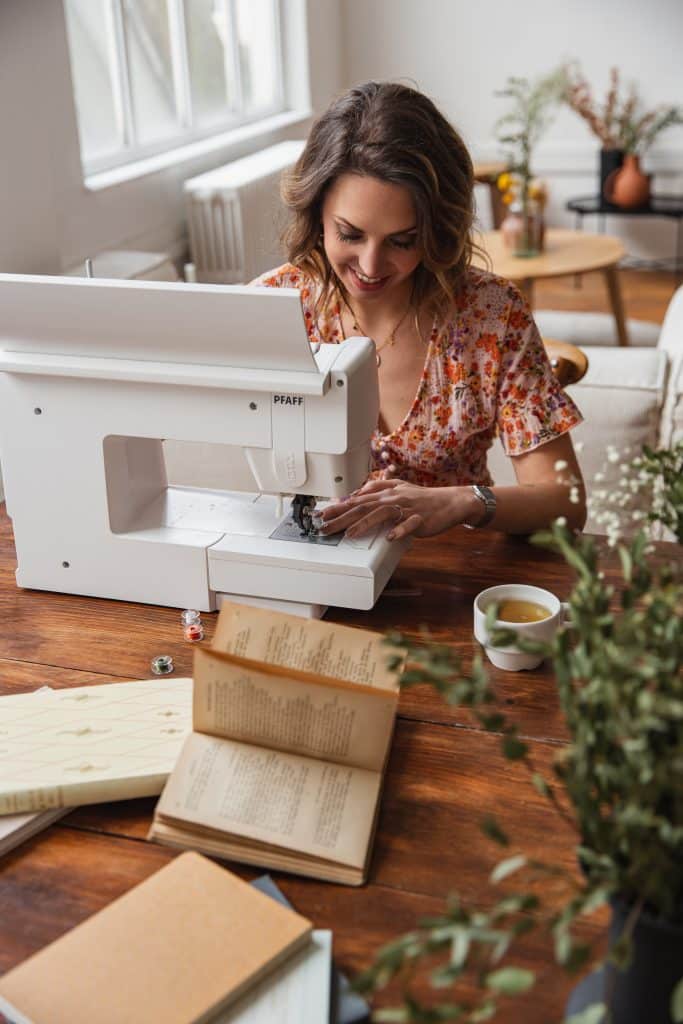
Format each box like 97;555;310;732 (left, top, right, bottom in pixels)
254;81;585;540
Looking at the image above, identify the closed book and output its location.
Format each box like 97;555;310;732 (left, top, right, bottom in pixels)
212;930;332;1023
0;852;312;1024
0;677;192;813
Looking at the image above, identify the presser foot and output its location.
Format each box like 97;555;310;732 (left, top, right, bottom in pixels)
290;493;323;537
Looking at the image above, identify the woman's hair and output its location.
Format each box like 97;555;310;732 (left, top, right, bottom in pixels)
281;81;476;317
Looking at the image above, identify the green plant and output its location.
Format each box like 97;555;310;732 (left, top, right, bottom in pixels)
494;69;568;186
355;502;683;1020
563;64;683;154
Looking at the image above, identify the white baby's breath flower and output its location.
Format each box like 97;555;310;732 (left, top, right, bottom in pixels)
631;510;645;521
574;441;585;453
607;535;619;547
569;487;581;504
607;450;620;464
594;472;605;483
555;516;567;527
554;459;569;472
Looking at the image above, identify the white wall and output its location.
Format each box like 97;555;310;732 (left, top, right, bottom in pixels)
0;0;346;275
339;0;683;261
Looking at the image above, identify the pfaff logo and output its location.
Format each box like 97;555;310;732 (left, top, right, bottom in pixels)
273;394;304;406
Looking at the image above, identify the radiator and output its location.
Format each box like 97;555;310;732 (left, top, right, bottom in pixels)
184;140;305;284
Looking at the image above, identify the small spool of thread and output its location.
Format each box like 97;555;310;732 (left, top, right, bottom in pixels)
151;654;174;675
181;609;201;626
184;622;204;642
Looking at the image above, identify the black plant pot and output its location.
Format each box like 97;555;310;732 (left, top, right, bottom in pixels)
599;148;624;210
566;898;683;1023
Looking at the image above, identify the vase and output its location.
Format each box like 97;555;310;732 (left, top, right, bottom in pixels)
603;154;651;210
565;898;683;1023
500;202;544;258
599;148;624;208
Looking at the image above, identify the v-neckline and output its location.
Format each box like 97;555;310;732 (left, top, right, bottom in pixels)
334;304;439;439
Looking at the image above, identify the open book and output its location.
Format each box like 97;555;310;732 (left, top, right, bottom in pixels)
149;603;402;885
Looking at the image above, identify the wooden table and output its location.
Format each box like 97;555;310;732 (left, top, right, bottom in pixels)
1;507;672;1020
476;228;630;346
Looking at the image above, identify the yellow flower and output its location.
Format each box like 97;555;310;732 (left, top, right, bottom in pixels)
497;172;512;192
528;178;548;204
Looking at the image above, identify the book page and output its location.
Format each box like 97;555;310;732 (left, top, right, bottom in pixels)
213;931;331;1024
156;733;380;869
214;602;402;691
193;648;396;772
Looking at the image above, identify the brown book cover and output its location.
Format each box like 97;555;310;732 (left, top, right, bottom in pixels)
0;852;312;1024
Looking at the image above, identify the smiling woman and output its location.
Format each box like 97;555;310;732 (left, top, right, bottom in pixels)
252;81;586;541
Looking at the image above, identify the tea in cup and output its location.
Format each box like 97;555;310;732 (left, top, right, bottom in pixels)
473;584;568;671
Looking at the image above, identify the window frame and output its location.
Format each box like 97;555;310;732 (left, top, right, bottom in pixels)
67;0;287;177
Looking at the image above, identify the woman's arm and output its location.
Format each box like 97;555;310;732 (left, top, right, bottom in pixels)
319;432;586;540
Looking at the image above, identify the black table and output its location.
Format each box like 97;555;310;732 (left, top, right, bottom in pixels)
567;194;683;280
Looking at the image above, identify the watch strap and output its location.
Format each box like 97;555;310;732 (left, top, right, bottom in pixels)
463;484;496;529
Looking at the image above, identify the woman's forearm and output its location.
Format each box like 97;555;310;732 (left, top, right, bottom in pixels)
459;482;586;534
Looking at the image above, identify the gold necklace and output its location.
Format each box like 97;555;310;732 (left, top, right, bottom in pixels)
343;301;415;367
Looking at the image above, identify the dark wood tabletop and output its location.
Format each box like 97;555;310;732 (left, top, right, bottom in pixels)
0;506;673;1021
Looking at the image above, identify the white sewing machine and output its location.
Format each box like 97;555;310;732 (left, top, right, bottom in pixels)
0;274;409;617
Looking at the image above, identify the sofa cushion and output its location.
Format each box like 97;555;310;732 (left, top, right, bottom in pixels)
656;284;683;448
534;309;660;348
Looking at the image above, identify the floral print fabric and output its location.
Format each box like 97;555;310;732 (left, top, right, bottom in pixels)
253;263;582;487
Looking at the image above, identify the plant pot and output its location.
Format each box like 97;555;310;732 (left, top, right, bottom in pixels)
603;154;651;210
599;148;624;209
566;898;683;1023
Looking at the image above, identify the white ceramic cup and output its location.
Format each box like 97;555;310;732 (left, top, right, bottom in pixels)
473;584;568;671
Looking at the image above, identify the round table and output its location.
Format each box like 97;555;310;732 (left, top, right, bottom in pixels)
474;228;629;345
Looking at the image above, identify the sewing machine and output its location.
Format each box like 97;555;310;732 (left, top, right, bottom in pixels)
0;274;409;617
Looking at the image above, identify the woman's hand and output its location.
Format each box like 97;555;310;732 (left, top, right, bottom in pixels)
319;479;480;541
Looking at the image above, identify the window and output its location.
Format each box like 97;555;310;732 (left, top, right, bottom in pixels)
63;0;284;174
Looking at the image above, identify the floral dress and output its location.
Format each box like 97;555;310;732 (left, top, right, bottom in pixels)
253;263;582;487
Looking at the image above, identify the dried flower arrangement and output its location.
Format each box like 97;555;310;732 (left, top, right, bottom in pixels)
563;63;683;154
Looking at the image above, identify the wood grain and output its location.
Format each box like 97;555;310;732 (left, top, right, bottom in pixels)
0;504;678;1023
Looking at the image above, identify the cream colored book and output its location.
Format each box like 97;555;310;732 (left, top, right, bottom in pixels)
149;603;402;885
0;852;312;1024
0;677;192;814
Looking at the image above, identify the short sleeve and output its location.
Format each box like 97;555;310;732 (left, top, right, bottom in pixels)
249;263;305;288
496;289;583;456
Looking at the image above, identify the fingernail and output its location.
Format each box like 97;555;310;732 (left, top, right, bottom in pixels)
387;531;396;541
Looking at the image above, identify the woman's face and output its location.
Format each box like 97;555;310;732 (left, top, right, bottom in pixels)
321;173;422;305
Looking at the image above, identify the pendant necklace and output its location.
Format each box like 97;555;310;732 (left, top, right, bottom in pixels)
342;301;416;367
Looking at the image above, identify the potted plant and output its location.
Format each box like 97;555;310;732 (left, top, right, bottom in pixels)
494;69;567;255
562;64;683;208
355;442;683;1023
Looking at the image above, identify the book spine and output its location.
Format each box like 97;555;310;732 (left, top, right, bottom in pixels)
0;774;169;815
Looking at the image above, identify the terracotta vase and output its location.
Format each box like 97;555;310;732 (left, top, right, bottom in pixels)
604;154;651;209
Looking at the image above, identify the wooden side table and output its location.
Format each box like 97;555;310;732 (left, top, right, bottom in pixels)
474;228;629;345
473;161;507;229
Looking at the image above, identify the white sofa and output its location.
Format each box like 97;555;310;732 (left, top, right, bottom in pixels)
488;285;683;533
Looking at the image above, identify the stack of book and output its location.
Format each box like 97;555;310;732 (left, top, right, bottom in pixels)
0;853;336;1024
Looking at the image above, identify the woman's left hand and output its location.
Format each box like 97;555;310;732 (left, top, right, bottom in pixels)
319;478;475;541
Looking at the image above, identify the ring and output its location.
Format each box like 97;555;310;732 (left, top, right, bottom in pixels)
390;504;404;524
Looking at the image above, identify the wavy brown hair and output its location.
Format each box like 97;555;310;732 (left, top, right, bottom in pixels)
281;81;478;318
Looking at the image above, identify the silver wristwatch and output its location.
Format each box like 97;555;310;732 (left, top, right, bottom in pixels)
463;484;497;529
